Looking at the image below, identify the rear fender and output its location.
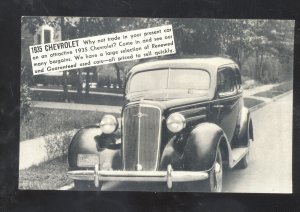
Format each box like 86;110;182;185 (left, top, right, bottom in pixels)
68;125;121;170
183;123;231;171
236;107;253;146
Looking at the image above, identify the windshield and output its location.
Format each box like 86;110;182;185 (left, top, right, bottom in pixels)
128;69;210;94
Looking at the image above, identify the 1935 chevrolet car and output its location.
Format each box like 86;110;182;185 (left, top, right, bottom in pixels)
67;57;254;192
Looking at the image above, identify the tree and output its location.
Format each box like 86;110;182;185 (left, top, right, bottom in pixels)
22;17;294;88
248;20;294;82
99;17;170;88
60;17;69;101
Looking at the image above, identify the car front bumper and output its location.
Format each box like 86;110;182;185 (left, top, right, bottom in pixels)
68;164;209;189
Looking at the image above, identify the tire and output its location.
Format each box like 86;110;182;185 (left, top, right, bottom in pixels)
202;147;223;192
74;180;102;191
236;119;253;169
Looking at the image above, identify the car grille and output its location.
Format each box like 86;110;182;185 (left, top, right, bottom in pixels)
122;104;161;171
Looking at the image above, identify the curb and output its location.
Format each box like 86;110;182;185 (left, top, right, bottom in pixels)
272;90;293;101
57;183;74;190
249;90;292;112
249;101;268;112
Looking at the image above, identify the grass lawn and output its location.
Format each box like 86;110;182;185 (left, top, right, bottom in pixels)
31;89;124;106
32;85;123;94
244;98;265;109
20;107;120;141
19;155;72;190
254;81;293;98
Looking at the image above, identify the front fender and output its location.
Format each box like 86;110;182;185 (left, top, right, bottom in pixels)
160;136;184;170
183;123;227;171
68;125;121;170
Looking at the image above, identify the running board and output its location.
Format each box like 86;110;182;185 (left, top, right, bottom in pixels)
231;147;249;167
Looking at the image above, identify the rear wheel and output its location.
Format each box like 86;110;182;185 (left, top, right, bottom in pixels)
236;120;253;169
202;148;223;192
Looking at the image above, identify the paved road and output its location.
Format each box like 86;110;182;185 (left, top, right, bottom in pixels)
68;93;292;193
222;92;292;193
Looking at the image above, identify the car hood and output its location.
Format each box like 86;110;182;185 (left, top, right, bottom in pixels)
125;93;211;112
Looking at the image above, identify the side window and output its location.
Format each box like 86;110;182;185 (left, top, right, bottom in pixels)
217;68;237;97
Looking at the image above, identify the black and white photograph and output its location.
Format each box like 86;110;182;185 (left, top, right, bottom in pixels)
19;16;294;193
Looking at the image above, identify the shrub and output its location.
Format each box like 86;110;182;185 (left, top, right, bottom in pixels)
45;131;74;160
20;83;32;120
242;56;292;84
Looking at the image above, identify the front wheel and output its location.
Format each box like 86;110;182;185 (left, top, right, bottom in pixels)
202;148;223;192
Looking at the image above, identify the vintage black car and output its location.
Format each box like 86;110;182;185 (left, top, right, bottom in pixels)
67;57;254;192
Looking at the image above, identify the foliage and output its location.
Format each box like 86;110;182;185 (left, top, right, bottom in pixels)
45;131;74;160
20;83;32;120
21;17;295;87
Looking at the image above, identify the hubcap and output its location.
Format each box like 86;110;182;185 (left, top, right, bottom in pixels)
211;152;222;192
215;162;221;173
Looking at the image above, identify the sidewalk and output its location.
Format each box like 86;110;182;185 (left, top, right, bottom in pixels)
243;83;282;104
31;83;282;113
243;83;281;97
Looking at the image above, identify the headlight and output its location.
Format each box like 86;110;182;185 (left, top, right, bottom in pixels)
166;113;186;133
100;115;118;134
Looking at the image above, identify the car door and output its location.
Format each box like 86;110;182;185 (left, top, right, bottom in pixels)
215;65;241;143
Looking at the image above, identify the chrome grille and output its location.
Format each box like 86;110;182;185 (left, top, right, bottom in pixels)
122;104;161;171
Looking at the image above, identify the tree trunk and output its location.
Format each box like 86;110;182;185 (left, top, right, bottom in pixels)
62;71;68;102
114;63;122;88
236;48;242;69
259;52;264;82
61;17;68;101
77;70;83;97
85;68;90;96
77;17;86;98
255;50;260;81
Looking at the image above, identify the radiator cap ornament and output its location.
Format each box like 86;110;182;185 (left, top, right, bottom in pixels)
136;164;143;171
133;112;147;118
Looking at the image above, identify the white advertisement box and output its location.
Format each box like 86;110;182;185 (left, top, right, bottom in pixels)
29;25;176;75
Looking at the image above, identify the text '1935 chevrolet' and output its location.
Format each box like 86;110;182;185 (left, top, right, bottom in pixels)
67;57;254;192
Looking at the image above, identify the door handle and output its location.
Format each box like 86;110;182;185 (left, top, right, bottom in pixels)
213;104;224;109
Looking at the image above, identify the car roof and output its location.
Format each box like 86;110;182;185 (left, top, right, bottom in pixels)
129;57;236;75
